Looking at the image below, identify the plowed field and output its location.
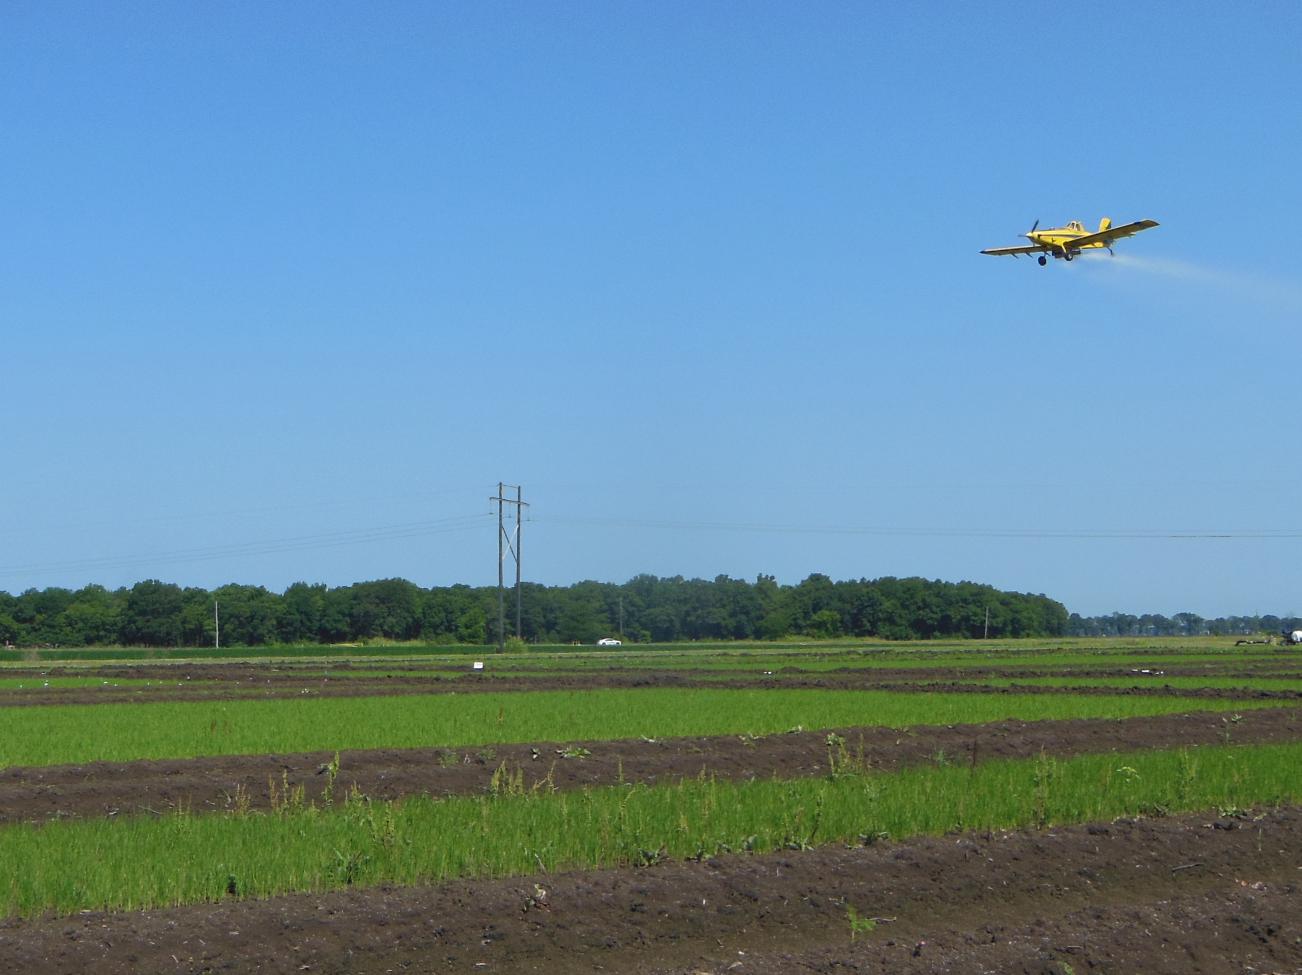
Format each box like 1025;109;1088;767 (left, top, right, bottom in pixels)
2;644;1299;973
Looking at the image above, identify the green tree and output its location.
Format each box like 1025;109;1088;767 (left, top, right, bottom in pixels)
62;585;123;645
349;579;423;640
279;582;327;643
556;604;603;644
212;584;280;646
807;608;844;638
121;580;185;647
642;606;680;642
318;586;354;643
455;604;488;644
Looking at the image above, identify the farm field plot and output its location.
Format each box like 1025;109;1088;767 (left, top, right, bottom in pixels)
1;639;1300;974
4;639;1298;707
953;674;1302;692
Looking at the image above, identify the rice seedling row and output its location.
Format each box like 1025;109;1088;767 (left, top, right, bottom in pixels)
2;740;1300;919
0;687;1280;768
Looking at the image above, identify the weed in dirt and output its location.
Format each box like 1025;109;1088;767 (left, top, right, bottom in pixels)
1221;713;1244;745
490;762;526;798
268;770;305;814
630;845;667;867
437;749;461;768
825;733;869;779
228;783;251;817
320;752;341;805
845;904;878;940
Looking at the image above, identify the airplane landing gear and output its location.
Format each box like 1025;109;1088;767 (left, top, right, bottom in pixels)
1063;251;1073;261
1037;255;1047;266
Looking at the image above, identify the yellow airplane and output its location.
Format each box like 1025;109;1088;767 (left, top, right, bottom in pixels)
982;217;1159;266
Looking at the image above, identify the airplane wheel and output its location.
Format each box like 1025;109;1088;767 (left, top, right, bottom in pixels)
1037;255;1047;266
1064;252;1073;262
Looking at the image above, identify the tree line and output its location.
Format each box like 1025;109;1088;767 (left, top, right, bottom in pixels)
0;574;1068;648
1066;612;1301;638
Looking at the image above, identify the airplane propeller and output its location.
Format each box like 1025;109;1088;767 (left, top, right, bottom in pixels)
1026;219;1040;237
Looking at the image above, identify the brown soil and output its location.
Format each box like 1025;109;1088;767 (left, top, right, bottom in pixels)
3;706;1298;825
1;805;1298;974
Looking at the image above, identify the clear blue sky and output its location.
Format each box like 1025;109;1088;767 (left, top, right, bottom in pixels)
3;3;1301;617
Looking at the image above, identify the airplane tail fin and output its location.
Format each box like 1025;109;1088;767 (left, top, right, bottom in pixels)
1099;217;1112;232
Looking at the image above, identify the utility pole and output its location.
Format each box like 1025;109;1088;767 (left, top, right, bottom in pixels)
489;483;528;652
515;483;523;641
214;600;220;650
983;606;990;640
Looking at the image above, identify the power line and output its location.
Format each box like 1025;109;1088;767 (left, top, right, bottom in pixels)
0;513;491;580
0;485;493;544
532;514;1302;540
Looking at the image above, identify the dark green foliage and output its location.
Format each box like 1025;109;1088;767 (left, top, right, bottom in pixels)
278;582;328;643
0;572;1069;648
454;604;488;645
212;584;281;646
120;581;186;647
1068;611;1301;638
0;613;19;644
347;579;423;641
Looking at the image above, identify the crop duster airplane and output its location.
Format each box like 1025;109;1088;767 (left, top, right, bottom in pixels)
981;217;1159;265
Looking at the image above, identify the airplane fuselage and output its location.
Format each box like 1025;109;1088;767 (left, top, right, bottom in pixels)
1026;221;1109;257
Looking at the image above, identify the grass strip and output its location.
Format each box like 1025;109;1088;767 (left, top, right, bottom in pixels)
0;688;1278;768
2;740;1300;918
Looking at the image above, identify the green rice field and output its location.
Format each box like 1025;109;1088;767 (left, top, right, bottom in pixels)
0;686;1281;768
1;740;1298;918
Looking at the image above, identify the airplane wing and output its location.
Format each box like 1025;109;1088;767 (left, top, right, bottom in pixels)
980;245;1045;257
1069;219;1159;250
